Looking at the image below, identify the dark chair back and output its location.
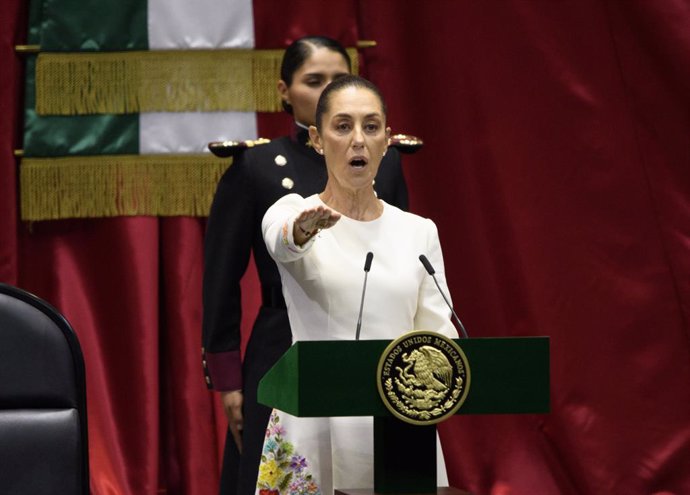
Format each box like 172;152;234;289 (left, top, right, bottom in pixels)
0;283;89;494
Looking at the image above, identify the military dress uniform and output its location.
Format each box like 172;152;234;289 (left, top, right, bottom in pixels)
202;124;413;495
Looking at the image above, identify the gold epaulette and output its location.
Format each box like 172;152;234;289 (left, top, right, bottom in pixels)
208;138;271;158
389;134;424;154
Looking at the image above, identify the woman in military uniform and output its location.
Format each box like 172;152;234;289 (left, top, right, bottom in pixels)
201;36;410;495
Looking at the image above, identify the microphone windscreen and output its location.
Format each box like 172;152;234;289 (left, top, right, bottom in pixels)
364;252;374;272
418;254;435;275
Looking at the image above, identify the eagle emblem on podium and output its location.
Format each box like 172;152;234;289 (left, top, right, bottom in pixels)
377;331;470;425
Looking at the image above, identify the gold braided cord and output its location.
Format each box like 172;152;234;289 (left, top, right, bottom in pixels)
20;154;231;220
35;48;359;116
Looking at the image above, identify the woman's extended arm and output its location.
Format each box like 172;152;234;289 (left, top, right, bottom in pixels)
262;194;340;263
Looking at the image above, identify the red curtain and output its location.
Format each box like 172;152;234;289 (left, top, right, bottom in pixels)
0;0;22;285
2;1;689;494
358;2;690;494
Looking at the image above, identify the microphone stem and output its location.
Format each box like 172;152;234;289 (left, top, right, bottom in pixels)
431;274;469;338
355;272;369;341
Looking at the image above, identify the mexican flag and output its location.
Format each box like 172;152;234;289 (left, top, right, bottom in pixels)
22;0;269;220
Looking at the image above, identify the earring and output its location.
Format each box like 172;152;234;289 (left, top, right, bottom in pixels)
317;149;324;155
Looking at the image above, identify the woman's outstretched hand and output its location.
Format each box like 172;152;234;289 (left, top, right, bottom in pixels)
294;205;341;245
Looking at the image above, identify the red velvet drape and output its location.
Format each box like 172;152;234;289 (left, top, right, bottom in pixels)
2;1;689;494
0;0;22;285
358;2;690;494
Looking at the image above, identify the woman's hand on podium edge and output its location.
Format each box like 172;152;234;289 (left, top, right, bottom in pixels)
220;390;244;453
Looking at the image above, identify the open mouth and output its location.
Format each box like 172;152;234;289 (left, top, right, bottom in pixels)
349;157;368;168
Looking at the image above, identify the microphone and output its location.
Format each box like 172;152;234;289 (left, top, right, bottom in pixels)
355;252;374;341
418;254;469;338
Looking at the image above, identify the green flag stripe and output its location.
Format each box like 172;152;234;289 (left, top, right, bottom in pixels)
24;56;139;157
40;0;148;51
24;0;142;156
27;0;43;44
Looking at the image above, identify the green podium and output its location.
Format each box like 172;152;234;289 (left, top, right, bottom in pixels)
258;337;549;494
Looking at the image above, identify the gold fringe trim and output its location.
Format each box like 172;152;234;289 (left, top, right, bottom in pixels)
20;154;231;220
35;48;359;116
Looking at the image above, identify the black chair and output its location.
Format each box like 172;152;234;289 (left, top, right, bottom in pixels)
0;283;89;494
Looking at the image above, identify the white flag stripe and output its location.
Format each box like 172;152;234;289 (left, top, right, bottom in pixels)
147;0;255;49
143;0;258;154
140;112;258;154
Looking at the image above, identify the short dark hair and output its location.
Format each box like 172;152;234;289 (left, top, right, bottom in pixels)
280;36;352;114
315;75;388;131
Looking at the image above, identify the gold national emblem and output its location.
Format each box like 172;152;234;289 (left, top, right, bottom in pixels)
377;330;470;425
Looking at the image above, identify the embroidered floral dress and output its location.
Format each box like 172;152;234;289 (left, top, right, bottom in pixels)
258;412;320;495
258;194;457;495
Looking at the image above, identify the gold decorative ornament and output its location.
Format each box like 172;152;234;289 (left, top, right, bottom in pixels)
34;48;359;116
377;330;470;425
15;45;40;53
207;137;271;158
356;40;378;49
244;138;271;148
20;153;229;220
388;134;424;154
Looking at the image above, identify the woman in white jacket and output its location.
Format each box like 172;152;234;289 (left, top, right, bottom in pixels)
259;75;456;495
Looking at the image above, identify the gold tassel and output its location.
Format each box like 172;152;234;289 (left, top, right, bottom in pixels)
346;48;359;76
20;154;231;220
35;48;359;116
